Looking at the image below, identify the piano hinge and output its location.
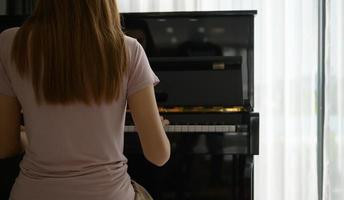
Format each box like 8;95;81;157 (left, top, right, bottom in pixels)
212;62;226;70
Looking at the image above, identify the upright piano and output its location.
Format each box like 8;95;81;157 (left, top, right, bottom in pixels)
0;10;259;200
122;11;259;200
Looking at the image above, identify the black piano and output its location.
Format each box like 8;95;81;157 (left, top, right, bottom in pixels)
122;11;259;200
0;10;259;200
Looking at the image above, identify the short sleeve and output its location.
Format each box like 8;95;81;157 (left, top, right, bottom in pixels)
127;40;159;97
0;59;15;97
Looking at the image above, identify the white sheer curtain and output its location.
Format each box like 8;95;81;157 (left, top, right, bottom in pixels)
323;0;344;200
118;1;319;200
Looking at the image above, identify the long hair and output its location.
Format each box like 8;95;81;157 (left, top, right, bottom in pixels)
11;0;127;105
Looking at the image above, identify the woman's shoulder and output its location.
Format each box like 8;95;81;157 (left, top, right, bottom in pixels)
124;35;145;61
0;27;19;41
0;27;20;52
1;27;20;33
124;35;141;51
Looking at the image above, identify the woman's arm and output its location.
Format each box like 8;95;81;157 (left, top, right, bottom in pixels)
128;85;170;167
0;95;23;159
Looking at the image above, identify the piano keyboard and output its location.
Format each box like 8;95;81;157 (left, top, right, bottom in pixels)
125;125;245;133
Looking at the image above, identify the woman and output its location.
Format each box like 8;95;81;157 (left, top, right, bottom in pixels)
0;0;170;199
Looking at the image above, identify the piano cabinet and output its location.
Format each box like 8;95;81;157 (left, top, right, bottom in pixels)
125;139;255;200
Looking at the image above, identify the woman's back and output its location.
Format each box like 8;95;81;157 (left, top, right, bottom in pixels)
0;28;160;200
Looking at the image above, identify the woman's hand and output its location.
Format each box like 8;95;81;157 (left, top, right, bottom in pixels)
160;116;170;129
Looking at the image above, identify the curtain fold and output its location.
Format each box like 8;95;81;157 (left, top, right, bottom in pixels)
118;1;319;200
323;0;344;199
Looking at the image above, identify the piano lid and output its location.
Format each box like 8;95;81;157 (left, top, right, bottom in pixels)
122;11;255;109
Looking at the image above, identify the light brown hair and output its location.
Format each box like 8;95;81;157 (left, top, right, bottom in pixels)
12;0;127;105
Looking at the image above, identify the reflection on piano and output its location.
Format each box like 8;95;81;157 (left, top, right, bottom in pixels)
122;11;259;200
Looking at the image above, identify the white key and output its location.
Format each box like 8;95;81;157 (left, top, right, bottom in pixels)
181;125;188;132
128;125;135;132
202;125;209;132
227;125;236;132
189;125;196;132
209;126;216;132
220;125;227;132
175;125;182;132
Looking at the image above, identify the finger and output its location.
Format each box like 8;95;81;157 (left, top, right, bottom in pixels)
163;119;170;126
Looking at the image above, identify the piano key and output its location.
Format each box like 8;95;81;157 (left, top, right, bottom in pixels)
189;125;196;132
195;125;203;132
174;125;182;132
209;125;216;132
220;125;228;132
205;125;211;132
126;125;135;132
181;125;188;132
169;125;175;132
